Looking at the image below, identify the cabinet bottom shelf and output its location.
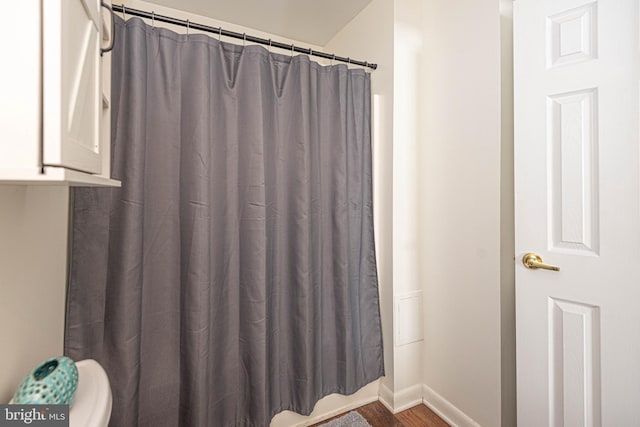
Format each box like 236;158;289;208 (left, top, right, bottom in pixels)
0;167;121;187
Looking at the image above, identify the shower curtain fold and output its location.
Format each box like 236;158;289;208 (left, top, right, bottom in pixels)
65;16;384;427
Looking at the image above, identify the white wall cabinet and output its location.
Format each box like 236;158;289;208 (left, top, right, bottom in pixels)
0;0;119;186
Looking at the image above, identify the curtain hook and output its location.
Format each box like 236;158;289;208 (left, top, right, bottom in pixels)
291;44;295;57
348;57;351;66
122;4;126;20
218;26;222;41
243;33;246;47
268;39;272;53
151;11;155;27
331;54;335;66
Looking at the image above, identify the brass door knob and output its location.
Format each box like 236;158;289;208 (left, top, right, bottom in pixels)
522;253;560;271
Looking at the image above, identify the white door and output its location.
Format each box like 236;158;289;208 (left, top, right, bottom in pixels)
515;1;640;426
43;0;103;174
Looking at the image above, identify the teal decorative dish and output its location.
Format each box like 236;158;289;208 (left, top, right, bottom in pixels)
12;356;79;405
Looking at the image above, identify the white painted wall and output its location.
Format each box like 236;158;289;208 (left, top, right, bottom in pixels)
419;0;514;426
390;0;426;410
0;186;69;403
329;2;516;425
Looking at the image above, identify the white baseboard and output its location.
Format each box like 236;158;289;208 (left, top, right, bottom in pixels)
272;381;481;427
422;384;481;427
391;384;423;413
378;381;394;413
379;382;427;414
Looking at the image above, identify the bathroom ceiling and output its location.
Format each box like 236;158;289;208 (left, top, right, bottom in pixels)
142;0;373;46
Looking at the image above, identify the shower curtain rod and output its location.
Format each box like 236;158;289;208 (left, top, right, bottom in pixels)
111;4;378;70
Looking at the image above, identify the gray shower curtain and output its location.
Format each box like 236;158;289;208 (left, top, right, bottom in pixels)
65;16;383;427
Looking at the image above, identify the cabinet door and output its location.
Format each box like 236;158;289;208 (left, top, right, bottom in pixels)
43;0;103;174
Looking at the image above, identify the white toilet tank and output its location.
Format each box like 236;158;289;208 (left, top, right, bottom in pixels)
70;359;112;427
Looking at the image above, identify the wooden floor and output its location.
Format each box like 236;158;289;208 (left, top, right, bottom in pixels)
310;401;450;427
